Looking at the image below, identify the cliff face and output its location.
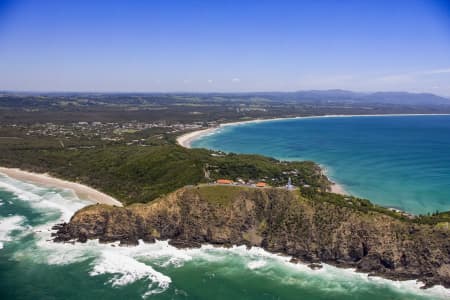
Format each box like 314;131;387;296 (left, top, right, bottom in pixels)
54;186;450;288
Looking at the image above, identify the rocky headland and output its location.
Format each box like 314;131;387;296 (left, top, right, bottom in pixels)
53;185;450;289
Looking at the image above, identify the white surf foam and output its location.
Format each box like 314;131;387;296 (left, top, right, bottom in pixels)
90;250;171;297
0;174;90;222
0;215;26;249
186;244;450;299
247;260;267;270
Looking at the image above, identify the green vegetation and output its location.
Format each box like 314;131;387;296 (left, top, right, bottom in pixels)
299;186;450;225
197;185;246;206
300;187;408;219
415;211;450;225
0;138;329;205
207;153;329;188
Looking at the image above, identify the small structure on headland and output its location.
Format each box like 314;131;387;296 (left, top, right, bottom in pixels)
216;179;233;185
286;177;294;190
387;207;415;219
236;178;246;184
256;182;267;188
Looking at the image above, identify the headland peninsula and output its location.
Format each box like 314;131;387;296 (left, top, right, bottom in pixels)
1;92;450;290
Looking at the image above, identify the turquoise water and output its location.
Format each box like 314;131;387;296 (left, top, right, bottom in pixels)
192;115;450;215
1;173;449;299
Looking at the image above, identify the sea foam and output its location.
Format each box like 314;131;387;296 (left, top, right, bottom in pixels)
90;250;171;296
0;215;25;249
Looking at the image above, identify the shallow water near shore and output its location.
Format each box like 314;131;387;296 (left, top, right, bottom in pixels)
1;170;449;298
192;115;450;215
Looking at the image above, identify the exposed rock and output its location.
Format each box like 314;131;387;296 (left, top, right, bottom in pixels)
308;263;323;270
53;186;450;288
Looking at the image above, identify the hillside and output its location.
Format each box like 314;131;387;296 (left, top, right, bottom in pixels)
54;185;450;288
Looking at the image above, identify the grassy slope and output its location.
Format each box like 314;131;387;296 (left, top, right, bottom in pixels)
193;185;450;225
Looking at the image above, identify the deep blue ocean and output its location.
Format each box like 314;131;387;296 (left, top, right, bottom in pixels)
192;115;450;215
1;115;450;299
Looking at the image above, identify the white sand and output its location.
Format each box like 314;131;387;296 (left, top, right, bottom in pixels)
330;182;347;195
177;114;450;149
176;127;219;148
0;167;123;207
176;117;292;148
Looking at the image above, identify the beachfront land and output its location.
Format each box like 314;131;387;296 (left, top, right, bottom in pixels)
2;93;450;291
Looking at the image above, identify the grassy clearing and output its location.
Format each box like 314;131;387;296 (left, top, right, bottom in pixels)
197;185;247;206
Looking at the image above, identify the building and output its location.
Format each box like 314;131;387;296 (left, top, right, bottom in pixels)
256;182;267;188
216;179;233;184
236;178;246;184
286;177;294;190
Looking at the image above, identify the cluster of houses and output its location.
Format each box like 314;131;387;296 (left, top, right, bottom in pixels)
216;178;268;188
215;177;295;190
16;120;217;142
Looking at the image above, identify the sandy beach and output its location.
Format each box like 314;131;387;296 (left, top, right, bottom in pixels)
330;182;347;195
177;113;450;149
176;117;292;148
0;167;123;207
176;127;219;149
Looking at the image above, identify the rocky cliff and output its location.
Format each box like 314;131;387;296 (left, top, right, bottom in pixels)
53;185;450;288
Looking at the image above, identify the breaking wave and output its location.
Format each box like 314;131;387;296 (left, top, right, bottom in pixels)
0;215;25;249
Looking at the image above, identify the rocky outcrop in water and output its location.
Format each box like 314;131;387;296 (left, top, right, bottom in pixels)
53;186;450;288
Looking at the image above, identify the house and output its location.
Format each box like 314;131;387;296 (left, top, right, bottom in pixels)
256;182;267;188
216;179;233;184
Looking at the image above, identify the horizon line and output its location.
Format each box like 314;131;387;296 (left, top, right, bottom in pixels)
1;89;449;98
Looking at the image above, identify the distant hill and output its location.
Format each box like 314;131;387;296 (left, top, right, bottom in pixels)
246;90;450;106
363;92;450;105
1;90;449;106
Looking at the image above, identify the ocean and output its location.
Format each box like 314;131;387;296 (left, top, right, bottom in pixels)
1;115;450;299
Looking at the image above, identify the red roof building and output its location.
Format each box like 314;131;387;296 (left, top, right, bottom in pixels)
217;179;233;184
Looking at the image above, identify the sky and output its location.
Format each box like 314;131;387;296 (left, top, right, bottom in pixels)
0;0;449;95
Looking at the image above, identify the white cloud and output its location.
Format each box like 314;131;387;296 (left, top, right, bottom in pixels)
231;78;240;83
377;67;450;82
207;79;213;84
375;74;414;83
422;68;450;75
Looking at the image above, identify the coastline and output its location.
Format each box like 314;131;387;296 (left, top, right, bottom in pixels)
329;181;347;195
176;113;450;149
176;127;219;149
176;113;450;196
176;117;295;148
0;167;123;207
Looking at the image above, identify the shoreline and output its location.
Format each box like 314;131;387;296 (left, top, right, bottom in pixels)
0;167;123;207
176;113;450;148
176;113;450;196
329;181;347;195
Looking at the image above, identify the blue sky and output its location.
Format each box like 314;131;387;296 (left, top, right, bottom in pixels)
0;0;449;95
